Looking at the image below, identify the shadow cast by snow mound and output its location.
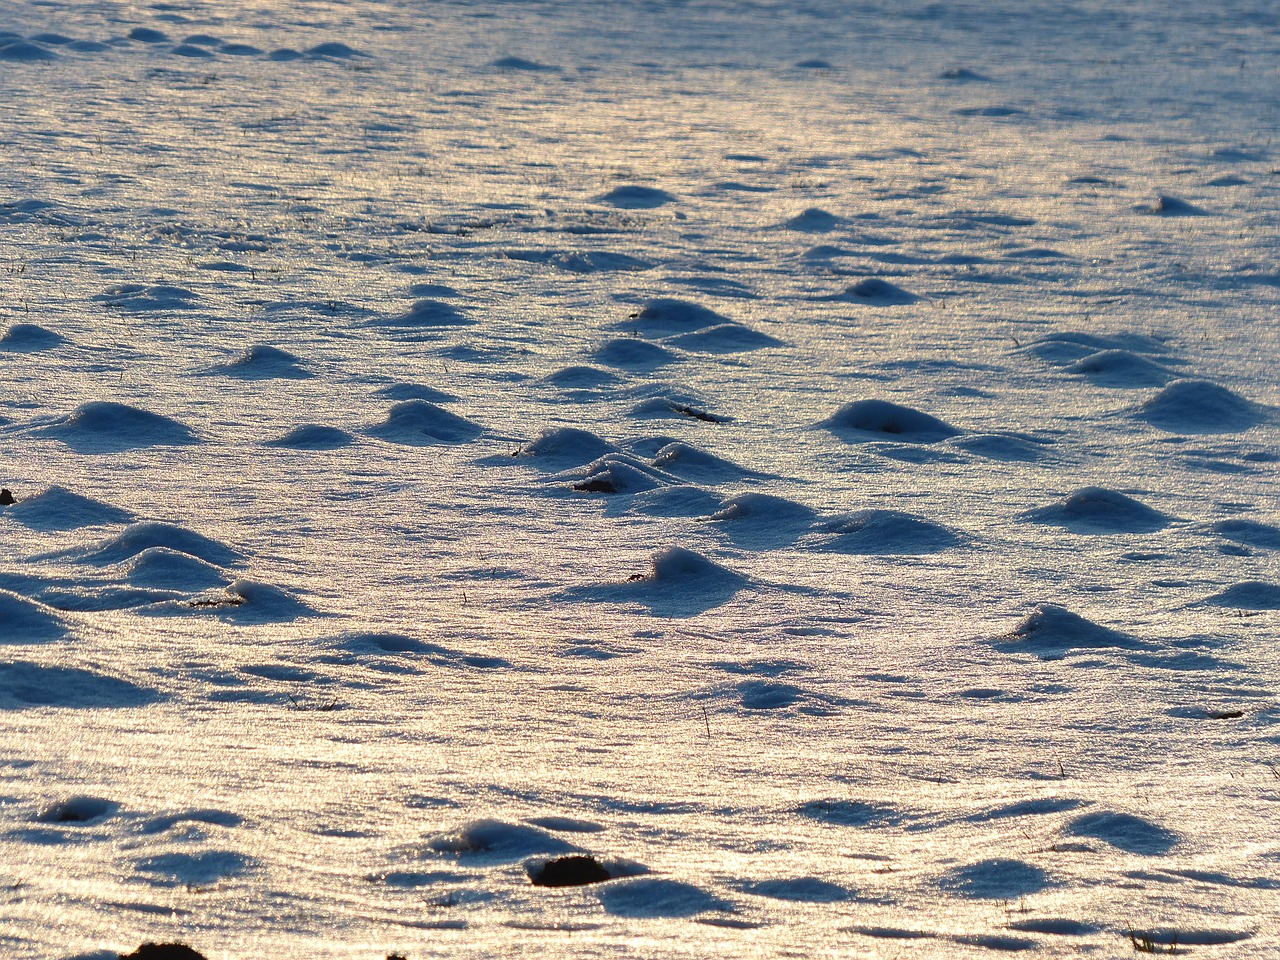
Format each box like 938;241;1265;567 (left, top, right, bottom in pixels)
820;400;960;443
557;546;747;618
135;850;253;887
0;590;70;643
1065;810;1178;854
995;604;1144;659
664;323;784;354
649;441;765;484
1208;518;1280;550
734;876;854;903
597;877;732;918
35;402;198;453
595;185;674;209
808;510;962;554
1020;487;1171;534
1134;379;1267;433
366;401;482;445
1200;581;1280;610
3;486;133;530
938;858;1052;899
0;661;159;709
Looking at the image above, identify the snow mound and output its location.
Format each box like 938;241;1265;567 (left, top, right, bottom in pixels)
141;809;243;834
366;400;482;445
492;55;559;71
998;604;1139;658
0;661;159;709
595;185;674;209
1202;581;1280;610
76;521;242;567
1064;349;1176;387
569;454;678;495
519;427;616;467
628;396;729;423
3;485;133;530
37;795;118;824
735;877;853;902
832;278;920;305
128;28;170;43
645;546;737;585
539;365;622;389
811;509;960;554
0;322;64;351
1025;331;1172;366
372;382;457;404
424;819;581;863
1065;811;1178;854
622;298;729;337
0;39;59;61
1020;486;1170;533
306;41;368;59
821;399;961;443
938;858;1052;899
1135;379;1266;433
0;590;69;643
784;207;841;232
592;337;678;370
597;877;732;918
651;442;758;483
213;344;310;379
37;402;198;452
330;633;510;669
264;424;353;449
704;493;817;549
118;548;229;591
376;298;472;328
159;579;318;622
1209;518;1280;550
664;323;784;354
1138;194;1208;216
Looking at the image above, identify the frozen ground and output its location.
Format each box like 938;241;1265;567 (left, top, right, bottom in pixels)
2;0;1279;957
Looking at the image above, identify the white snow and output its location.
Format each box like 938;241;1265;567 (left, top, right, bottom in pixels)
1;0;1279;957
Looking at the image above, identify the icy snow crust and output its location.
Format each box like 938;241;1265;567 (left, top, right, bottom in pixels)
1;0;1278;957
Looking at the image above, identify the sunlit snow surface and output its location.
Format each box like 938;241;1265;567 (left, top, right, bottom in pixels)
2;0;1279;957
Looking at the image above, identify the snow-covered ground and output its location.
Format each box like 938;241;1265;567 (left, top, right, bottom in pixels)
2;0;1278;956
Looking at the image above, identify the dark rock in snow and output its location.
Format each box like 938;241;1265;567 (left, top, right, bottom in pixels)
527;854;612;887
118;944;208;960
0;488;13;505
